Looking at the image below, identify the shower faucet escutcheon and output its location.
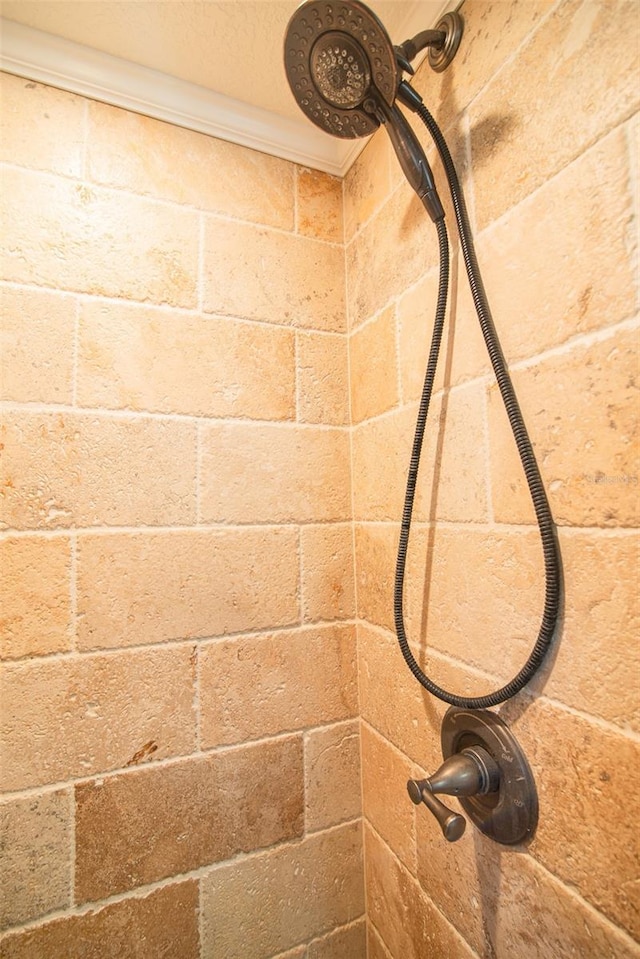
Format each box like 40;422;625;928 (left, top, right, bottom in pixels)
408;708;538;845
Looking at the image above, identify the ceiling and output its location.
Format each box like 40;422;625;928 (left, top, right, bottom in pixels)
0;0;454;175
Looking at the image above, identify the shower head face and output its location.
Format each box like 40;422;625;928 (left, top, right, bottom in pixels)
284;0;399;139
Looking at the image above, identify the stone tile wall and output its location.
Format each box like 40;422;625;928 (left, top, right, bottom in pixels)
346;1;639;956
0;74;363;958
1;0;639;955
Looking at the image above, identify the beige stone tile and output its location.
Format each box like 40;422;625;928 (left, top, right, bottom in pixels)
0;535;72;661
0;168;198;307
343;131;391;243
75;737;303;901
468;0;640;229
533;531;640;731
200;821;364;959
76;527;299;650
360;724;417;875
305;720;361;832
1;645;196;790
349;307;399;424
415;816;640;959
412;382;490;524
357;624;441;772
300;523;355;623
202;218;345;332
0;788;71;928
351;406;415;522
199;422;351;524
487;327;640;528
199;625;358;748
402;525;546;685
77;300;295;419
297;331;349;426
0;411;196;530
364;823;476;959
346;180;440;330
512;699;640;940
367;923;393;959
354;523;397;633
308;920;366;959
352;384;489;524
0;881;199;959
0;286;75;404
397;259;490;403
297;167;343;242
87;101;295;229
411;1;555;135
0;75;85;177
476;129;636;364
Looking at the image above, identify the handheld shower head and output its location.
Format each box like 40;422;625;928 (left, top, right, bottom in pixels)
284;0;445;221
283;0;398;139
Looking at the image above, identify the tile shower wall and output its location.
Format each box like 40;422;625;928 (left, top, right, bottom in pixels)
0;74;364;958
346;1;639;957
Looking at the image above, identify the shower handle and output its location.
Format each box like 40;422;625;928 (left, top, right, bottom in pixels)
407;746;500;842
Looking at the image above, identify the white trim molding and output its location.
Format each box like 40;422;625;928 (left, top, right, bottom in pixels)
0;1;455;177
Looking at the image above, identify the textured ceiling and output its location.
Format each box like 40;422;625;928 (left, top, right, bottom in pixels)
1;0;423;122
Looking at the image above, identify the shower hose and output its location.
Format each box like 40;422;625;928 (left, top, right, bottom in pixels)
393;103;563;709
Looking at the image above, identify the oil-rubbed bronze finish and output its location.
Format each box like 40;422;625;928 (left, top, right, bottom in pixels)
427;12;464;73
408;707;538;845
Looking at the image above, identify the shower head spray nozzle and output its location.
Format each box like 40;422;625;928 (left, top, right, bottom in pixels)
283;0;399;139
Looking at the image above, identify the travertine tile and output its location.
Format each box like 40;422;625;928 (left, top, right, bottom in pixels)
199;422;351;524
349;307;399;424
297;167;343;242
411;1;555;134
87;101;295;228
475;129;636;363
77;300;295;419
1;645;195;790
297;331;349;426
300;523;355;623
346;180;439;330
308;920;366;959
0;168;199;307
487;327;640;528
0;535;72;660
514;699;640;939
365;824;476;959
367;923;393;959
360;724;417;875
412;382;489;524
0;411;196;530
0;286;75;403
0;789;71;928
397;259;490;402
199;625;358;748
0;881;199;959
0;75;85;177
76;527;299;650
200;822;364;959
416;816;640;959
539;530;640;731
352;385;488;524
202;218;345;332
357;624;440;772
343;130;392;243
469;0;640;229
305;720;361;832
354;523;397;633
351;406;415;522
402;525;546;683
75;737;303;901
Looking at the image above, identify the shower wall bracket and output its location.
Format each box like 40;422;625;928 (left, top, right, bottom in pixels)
407;707;538;845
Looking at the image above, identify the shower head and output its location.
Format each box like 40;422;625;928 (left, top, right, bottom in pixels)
283;0;399;139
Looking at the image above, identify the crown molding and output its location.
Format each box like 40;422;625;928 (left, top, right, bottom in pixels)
0;1;456;178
